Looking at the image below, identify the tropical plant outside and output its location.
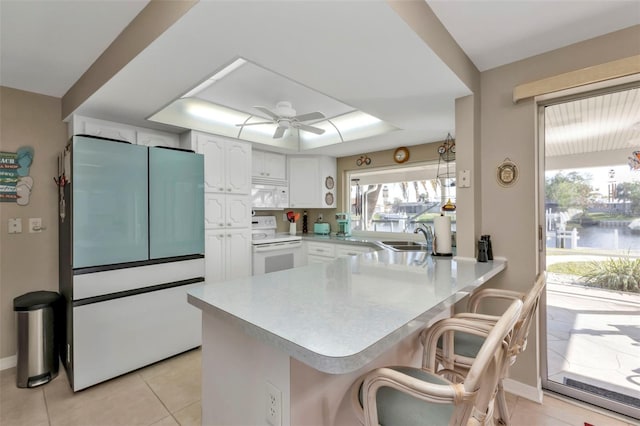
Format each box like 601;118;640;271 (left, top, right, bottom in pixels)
548;258;640;293
583;257;640;293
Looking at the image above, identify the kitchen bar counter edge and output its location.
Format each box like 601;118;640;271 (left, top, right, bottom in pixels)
187;252;506;374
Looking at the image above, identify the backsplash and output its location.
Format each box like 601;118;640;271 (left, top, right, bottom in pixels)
255;209;338;234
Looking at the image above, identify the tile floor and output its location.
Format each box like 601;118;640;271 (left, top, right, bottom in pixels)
1;347;637;426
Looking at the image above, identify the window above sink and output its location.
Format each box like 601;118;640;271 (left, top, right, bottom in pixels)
347;161;456;237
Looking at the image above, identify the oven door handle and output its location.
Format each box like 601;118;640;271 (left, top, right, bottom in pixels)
253;241;303;253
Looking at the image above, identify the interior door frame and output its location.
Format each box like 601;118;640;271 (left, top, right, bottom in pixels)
536;77;640;420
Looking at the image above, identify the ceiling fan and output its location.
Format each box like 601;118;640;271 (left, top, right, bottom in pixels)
236;101;326;139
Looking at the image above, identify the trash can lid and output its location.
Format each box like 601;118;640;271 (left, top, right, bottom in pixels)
14;291;61;311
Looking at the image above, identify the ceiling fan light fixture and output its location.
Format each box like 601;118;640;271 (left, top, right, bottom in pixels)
278;119;291;129
275;101;296;117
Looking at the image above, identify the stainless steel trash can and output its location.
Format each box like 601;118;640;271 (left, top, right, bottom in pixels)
14;291;60;388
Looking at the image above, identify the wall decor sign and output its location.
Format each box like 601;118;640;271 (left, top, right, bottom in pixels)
496;158;518;187
0;146;34;205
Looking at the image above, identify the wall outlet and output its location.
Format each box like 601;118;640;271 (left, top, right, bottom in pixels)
317;213;323;222
8;218;22;234
265;381;282;426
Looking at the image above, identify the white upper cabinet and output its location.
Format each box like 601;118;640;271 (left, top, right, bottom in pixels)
69;116;136;143
136;129;180;148
252;150;286;183
69;115;179;147
190;131;251;195
226;141;252;194
288;155;337;208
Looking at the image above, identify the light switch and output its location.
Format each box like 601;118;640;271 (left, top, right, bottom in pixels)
458;170;471;188
29;218;43;233
8;218;22;234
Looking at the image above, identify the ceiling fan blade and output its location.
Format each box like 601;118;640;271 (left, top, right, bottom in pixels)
235;121;273;127
273;126;286;139
254;106;280;120
296;123;325;135
293;111;325;122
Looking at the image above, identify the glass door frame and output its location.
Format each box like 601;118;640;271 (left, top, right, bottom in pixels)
536;78;640;420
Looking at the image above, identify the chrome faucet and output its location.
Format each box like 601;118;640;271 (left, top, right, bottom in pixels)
414;224;433;248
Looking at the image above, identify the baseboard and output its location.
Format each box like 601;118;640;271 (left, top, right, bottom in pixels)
504;377;543;403
0;355;17;371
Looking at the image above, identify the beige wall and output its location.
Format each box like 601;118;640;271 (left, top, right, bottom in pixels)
0;87;68;360
479;25;640;388
267;142;443;234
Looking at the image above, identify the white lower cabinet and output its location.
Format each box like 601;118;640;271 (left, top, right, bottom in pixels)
307;242;336;264
205;229;252;282
335;245;373;258
306;241;373;264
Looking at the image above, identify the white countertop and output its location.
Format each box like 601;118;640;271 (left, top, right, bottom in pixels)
187;251;506;374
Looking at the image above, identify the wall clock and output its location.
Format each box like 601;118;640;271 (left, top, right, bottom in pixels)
393;147;410;163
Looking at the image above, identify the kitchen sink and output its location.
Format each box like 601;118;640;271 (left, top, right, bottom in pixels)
379;241;430;251
379;240;422;246
389;245;430;251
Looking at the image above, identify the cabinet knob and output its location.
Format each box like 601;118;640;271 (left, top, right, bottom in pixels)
219;223;224;227
227;234;232;237
227;223;232;226
219;187;224;191
227;188;232;192
266;173;270;176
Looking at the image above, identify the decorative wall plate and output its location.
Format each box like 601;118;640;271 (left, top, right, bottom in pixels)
325;176;334;189
325;192;334;205
497;158;518;187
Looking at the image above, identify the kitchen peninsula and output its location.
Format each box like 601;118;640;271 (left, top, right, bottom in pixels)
187;249;506;425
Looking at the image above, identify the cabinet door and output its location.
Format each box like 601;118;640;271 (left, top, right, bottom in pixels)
226;195;251;228
225;229;252;280
289;157;319;208
263;152;286;181
205;230;226;283
72;136;148;268
197;135;226;193
251;150;265;178
204;194;225;229
76;117;136;143
149;148;204;259
307;255;334;264
137;130;179;148
226;141;251;194
335;245;372;257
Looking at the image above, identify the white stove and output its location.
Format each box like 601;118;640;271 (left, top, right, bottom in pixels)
251;216;304;275
251;216;302;246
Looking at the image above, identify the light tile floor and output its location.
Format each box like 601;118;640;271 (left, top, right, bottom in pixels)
1;347;637;426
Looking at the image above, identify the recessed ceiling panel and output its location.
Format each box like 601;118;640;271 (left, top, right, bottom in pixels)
195;60;355;120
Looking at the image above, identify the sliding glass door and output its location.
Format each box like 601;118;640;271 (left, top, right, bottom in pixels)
539;85;640;420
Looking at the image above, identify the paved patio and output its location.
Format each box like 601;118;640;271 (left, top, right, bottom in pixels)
546;274;640;408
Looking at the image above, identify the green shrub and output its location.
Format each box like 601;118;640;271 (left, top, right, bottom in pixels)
583;257;640;293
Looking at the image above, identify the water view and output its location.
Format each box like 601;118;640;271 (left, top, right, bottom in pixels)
548;225;640;252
